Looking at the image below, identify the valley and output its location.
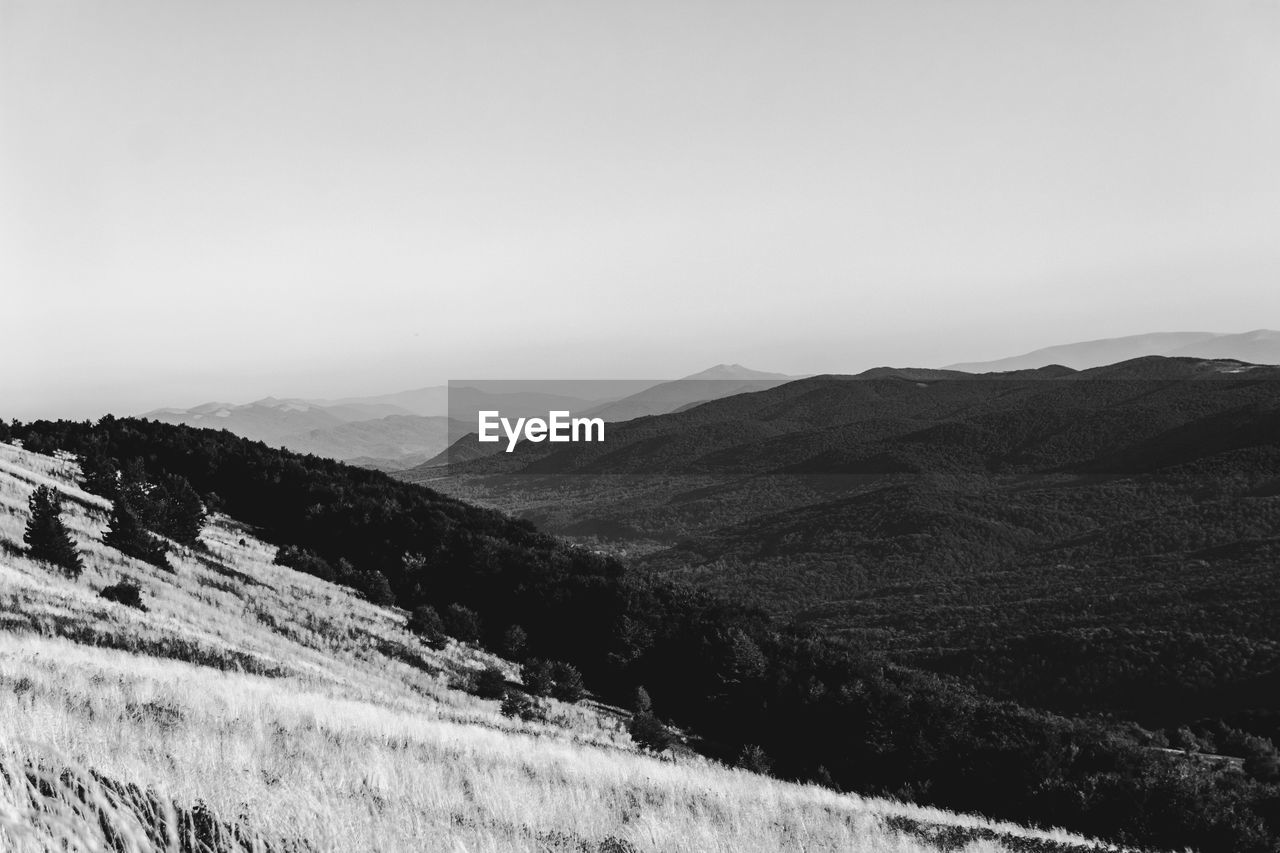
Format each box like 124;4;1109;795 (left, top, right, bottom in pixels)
402;358;1280;744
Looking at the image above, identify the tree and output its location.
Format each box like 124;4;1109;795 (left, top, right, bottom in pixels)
103;493;169;569
521;659;555;697
1241;737;1280;783
77;451;119;498
408;605;447;646
631;686;653;715
117;458;151;509
444;603;483;643
149;473;206;546
24;486;82;577
628;711;672;752
354;569;395;606
472;666;508;700
501;625;528;661
550;661;586;703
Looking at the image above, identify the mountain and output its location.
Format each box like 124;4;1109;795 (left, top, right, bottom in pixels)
580;365;802;423
3;440;1104;852
318;380;655;419
141;369;803;470
11;418;1275;850
143;383;643;469
143;398;462;469
315;385;450;416
946;330;1280;372
682;364;795;381
399;357;1280;754
146;396;365;443
1166;328;1280;363
275;414;470;468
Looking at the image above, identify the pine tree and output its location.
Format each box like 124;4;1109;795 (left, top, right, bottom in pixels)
501;624;528;661
77;450;119;498
149;473;206;545
631;685;653;715
549;661;586;703
24;486;83;578
103;492;169;569
627;710;673;753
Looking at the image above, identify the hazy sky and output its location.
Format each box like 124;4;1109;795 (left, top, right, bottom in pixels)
3;0;1279;419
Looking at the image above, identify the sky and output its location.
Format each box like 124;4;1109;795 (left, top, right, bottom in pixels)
3;0;1279;419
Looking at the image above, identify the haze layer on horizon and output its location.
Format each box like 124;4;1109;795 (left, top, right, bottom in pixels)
3;0;1279;420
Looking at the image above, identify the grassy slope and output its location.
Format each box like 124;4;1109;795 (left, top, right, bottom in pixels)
0;442;1114;852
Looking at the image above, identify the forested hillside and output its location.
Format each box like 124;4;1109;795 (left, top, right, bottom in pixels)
400;358;1280;772
4;415;1279;851
5;442;1075;852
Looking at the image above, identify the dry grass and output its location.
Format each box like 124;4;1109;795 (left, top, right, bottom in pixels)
0;442;1113;852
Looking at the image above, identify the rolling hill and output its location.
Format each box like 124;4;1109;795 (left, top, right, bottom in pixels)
0;441;1111;853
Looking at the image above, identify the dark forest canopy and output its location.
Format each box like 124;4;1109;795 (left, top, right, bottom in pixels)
4;415;1280;852
405;361;1280;763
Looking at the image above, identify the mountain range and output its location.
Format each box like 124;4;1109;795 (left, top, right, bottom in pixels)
947;329;1280;372
10;356;1280;852
399;355;1280;746
142;365;797;469
136;331;1279;469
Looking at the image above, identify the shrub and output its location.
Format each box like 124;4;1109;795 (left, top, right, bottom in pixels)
24;485;83;577
472;665;508;700
628;711;673;752
500;690;548;723
273;545;334;580
100;581;147;611
736;744;773;775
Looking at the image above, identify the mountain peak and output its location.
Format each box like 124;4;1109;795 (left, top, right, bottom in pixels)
681;364;793;381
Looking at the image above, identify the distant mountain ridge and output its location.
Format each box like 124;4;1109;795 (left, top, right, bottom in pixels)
141;365;798;469
583;364;805;423
947;330;1280;372
142;395;454;468
681;364;795;381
